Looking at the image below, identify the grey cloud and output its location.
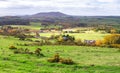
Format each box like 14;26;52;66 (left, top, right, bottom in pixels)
0;0;120;16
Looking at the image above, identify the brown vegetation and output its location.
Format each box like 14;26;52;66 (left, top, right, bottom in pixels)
47;53;74;65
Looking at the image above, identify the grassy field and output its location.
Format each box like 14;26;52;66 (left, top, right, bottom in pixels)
39;32;109;40
0;35;120;73
6;25;109;40
10;22;41;30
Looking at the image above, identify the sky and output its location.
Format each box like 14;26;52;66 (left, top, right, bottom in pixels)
0;0;120;16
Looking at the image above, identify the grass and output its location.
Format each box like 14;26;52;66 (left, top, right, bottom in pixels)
0;35;120;73
38;32;109;40
10;23;41;30
4;25;109;40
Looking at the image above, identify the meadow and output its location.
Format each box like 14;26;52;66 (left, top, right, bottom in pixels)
8;22;109;40
0;35;120;73
39;32;109;40
10;22;41;30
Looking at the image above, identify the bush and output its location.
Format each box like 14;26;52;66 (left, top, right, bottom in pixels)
75;39;83;46
48;53;60;63
110;44;120;48
34;48;44;56
26;38;33;41
14;48;24;54
95;40;103;46
47;53;74;65
56;35;76;45
59;58;74;65
35;40;40;42
14;48;34;54
104;34;120;45
16;33;26;40
9;46;17;50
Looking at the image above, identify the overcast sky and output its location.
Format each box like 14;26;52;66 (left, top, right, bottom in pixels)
0;0;120;16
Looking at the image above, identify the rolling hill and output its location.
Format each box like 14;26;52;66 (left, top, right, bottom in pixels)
0;12;120;29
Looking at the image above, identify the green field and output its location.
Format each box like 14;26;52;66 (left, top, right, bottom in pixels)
10;22;41;30
0;35;120;73
39;32;109;40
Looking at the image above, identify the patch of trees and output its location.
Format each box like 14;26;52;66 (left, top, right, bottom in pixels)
0;26;33;40
40;16;120;30
75;23;87;27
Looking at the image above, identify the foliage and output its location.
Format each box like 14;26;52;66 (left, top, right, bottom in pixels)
75;39;83;46
95;40;103;46
0;16;29;25
34;48;44;56
48;53;74;65
56;34;75;45
110;44;120;48
47;53;60;63
9;46;17;50
16;33;26;40
103;34;120;45
59;58;74;65
110;29;117;34
14;48;34;54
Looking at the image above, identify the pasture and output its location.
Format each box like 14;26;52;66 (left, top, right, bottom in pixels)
0;35;120;73
39;32;109;40
10;22;41;30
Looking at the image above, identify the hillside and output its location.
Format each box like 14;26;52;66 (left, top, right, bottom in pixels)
0;12;120;29
30;12;69;18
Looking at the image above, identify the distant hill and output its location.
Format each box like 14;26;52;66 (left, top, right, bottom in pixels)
0;12;120;29
29;12;70;18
